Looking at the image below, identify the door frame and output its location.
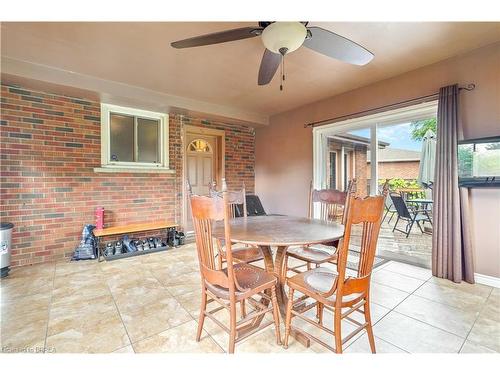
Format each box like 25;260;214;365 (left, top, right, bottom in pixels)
182;125;225;231
313;101;438;197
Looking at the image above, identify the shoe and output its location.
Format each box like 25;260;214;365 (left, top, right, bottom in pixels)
105;243;114;256
176;232;185;246
114;241;123;254
134;240;143;251
123;235;138;253
154;237;166;249
148;237;156;249
167;228;176;247
142;239;150;251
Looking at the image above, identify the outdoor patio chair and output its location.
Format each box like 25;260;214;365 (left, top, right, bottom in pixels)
189;187;281;353
382;192;397;224
390;192;432;238
283;193;386;353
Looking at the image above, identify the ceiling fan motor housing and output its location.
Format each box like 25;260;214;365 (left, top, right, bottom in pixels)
261;22;307;55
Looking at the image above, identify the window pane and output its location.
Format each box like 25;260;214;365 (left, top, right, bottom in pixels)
110;113;134;162
329;152;337;189
188;139;211;153
137;118;159;163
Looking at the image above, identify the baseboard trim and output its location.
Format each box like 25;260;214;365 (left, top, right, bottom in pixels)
475;273;500;289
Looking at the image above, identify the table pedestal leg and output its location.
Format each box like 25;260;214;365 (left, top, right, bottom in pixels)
260;245;311;348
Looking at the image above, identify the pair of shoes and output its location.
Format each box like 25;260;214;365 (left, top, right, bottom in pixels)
104;241;125;256
154;237;167;248
123;235;138;253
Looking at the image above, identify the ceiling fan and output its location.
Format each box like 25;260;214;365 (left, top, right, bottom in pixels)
171;22;374;91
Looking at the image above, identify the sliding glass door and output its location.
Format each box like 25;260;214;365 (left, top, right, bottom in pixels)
312;101;438;265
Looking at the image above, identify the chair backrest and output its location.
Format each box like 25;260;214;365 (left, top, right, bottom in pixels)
209;179;247;218
309;178;357;224
321;192;386;302
189;187;246;297
389;191;411;219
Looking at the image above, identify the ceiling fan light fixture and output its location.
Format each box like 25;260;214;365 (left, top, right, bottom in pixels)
261;22;307;55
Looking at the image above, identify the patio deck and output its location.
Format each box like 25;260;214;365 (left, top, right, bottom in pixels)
350;218;432;269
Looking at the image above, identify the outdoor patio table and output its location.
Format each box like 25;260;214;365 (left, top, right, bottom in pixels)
406;198;433;205
213;214;344;347
406;198;433;213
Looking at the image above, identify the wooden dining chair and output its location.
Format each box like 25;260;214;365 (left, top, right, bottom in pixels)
283;192;386;353
285;179;357;273
190;188;282;353
209;179;264;269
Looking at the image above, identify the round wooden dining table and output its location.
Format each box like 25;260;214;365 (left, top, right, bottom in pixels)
213;214;344;346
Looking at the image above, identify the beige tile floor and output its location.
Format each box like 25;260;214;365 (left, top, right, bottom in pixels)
1;243;499;354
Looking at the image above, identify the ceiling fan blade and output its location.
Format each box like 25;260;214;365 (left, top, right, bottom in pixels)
258;49;281;85
171;27;260;49
303;27;374;66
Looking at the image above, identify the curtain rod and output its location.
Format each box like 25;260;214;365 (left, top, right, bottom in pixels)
304;83;476;128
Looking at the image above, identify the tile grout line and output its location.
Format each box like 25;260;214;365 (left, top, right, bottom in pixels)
404;275;494;348
375;273;474;351
458;287;494;353
132;259;225;353
102;265;136;353
409;284;491;314
124;262;216;351
43;262;57;351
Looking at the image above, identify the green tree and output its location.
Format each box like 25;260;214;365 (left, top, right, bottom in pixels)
410;118;437;141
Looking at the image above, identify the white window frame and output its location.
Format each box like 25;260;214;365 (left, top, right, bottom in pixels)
313;100;438;202
100;103;169;170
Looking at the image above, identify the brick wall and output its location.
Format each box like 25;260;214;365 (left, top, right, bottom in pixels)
354;147;368;196
0;84;255;267
367;160;420;180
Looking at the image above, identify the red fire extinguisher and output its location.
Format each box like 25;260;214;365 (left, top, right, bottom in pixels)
95;207;104;230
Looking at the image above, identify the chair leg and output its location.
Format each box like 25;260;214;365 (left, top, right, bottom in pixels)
270;286;282;345
196;288;207;342
392;216;400;232
388;211;396;224
317;302;324;325
228;301;237;354
217;253;223;270
382;209;389;223
406;219;415;238
334;308;342;353
240;299;247;318
283;253;289;278
416;219;424;233
363;299;376;354
283;288;295;349
426;212;433;226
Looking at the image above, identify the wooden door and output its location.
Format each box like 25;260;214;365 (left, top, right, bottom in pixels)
186;134;216;229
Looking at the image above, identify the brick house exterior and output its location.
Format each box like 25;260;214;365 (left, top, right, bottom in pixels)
0;84;255;267
369;160;420;180
327;135;420;196
367;148;421;180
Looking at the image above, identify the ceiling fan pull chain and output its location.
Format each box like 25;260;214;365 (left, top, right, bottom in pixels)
280;54;284;91
283;55;286;82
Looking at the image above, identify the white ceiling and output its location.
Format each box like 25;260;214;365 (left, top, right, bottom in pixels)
1;22;499;124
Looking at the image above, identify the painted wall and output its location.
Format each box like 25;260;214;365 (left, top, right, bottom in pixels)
256;42;500;278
